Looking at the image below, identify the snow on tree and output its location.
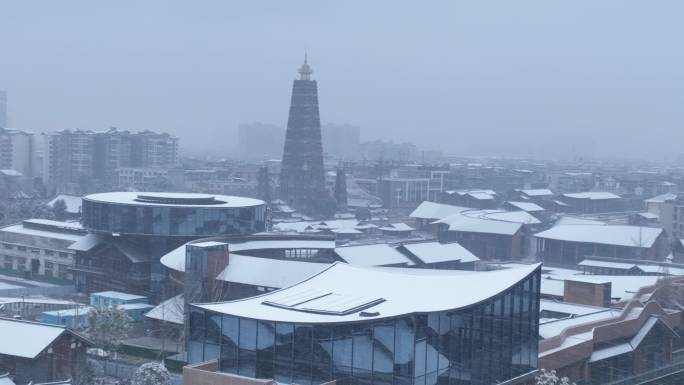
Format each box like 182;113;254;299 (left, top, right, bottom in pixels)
87;305;132;356
131;362;172;385
535;369;576;385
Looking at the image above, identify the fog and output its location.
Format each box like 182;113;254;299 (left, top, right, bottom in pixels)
0;1;682;160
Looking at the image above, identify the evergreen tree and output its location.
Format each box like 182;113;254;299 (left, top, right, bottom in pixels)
52;199;68;221
87;306;132;357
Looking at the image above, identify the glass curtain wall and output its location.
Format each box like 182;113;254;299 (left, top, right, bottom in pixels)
82;201;266;236
188;270;540;385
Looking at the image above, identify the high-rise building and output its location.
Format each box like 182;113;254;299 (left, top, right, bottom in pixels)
41;129;97;193
40;128;179;193
131;130;179;168
0;128;34;176
0;91;7;128
279;57;328;214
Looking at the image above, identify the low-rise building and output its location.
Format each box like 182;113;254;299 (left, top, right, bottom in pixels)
0;318;90;385
535;224;669;266
558;192;623;213
435;209;541;260
0;219;86;280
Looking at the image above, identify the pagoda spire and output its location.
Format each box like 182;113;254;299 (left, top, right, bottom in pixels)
298;53;312;80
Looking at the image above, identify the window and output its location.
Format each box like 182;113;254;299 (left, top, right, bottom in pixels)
3;255;12;270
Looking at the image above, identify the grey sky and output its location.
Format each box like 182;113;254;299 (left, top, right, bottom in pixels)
0;1;682;160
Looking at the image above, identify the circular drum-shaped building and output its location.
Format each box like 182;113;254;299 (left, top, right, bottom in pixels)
82;192;266;237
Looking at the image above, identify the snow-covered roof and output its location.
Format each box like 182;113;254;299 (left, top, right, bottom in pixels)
331;228;363;235
400;241;479;264
588;317;668;363
334;244;415;266
216;254;330;288
578;259;638;270
409;201;468;220
91;291;147;301
195;262;540;323
644;193;677;204
160;238;336;273
539;309;621;339
145;295;184;325
83;192;264;208
554;216;606;226
68;233;105;252
0;169;22;177
0;318;69;359
519;189;554;197
534;225;663;248
0;373;15;385
41;306;94;317
637;212;659;220
117;303;155;311
389;223;414;231
539;299;610;319
47;195;83;214
467;191;495;200
0;297;77;306
505;201;545;212
379;223;415;232
434;209;539;236
0;223;85;243
562;192;621;200
23;219;82;230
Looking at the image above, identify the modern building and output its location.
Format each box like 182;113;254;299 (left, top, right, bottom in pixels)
0;219;86;280
185;262;541;385
71;192;266;296
0;317;90;385
0;128;33;177
279;57;328;215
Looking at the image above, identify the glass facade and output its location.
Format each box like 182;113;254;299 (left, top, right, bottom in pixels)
82;200;266;236
188;269;540;385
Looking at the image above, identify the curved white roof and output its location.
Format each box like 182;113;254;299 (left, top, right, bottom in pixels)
83;192;264;208
195;262;540;323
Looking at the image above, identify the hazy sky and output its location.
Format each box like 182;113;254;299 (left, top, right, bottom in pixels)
1;1;682;160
